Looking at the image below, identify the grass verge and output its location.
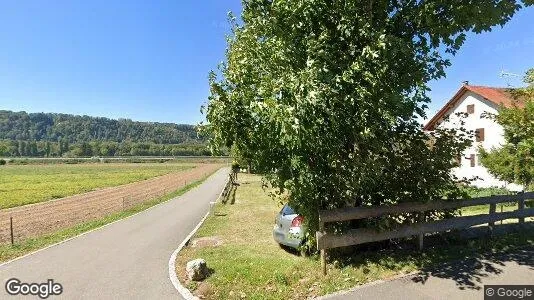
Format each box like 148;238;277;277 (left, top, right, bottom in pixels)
0;173;213;263
176;174;534;300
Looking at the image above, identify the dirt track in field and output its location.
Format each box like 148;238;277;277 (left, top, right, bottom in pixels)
0;164;223;244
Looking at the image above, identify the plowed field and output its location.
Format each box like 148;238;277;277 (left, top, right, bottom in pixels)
0;163;222;244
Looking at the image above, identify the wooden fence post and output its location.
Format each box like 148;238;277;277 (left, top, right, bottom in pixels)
489;203;496;227
417;212;425;251
10;216;14;246
518;192;525;224
319;220;326;276
417;213;424;251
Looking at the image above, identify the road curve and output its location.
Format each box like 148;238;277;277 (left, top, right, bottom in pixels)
0;167;229;299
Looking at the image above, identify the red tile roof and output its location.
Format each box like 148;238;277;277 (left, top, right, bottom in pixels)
423;85;525;131
465;85;520;108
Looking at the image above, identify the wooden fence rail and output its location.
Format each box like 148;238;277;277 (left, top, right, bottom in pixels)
316;191;534;275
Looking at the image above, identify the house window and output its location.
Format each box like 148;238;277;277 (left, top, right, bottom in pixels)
475;128;485;142
469;154;476;167
466;104;475;114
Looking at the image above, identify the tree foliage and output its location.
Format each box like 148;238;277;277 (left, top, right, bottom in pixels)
0;140;211;158
0;110;200;144
480;68;534;189
203;0;528;238
0;110;212;157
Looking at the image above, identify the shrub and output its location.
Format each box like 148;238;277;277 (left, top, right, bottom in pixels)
0;159;6;166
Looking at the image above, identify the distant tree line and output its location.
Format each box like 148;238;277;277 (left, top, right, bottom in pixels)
0;110;200;144
0;110;214;157
0;140;211;157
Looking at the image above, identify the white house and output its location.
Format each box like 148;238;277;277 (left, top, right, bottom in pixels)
424;82;524;190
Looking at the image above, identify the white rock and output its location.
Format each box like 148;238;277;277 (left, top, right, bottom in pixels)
186;259;209;281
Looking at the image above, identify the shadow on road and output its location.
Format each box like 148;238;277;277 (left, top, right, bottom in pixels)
328;222;534;292
412;246;534;290
411;223;534;290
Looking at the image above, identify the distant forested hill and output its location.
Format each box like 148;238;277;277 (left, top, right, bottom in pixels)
0;110;211;157
0;110;198;144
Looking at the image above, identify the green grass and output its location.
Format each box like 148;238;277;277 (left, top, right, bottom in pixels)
0;175;210;263
458;186;513;216
459;187;534;222
460;186;512;198
176;174;534;300
461;202;517;216
0;163;193;208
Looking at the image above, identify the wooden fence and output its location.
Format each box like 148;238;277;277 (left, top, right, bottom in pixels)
221;174;234;199
316;191;534;275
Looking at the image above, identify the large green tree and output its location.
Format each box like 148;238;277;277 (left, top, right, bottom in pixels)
203;0;530;239
480;68;534;189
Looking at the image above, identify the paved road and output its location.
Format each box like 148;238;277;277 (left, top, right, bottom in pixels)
322;246;534;300
0;167;229;300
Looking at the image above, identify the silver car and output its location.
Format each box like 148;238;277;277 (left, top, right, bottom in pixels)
273;204;306;249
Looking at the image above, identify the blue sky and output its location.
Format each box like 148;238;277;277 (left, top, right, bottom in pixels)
0;2;532;125
426;5;534;119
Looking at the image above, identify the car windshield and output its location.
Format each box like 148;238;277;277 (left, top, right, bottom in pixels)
280;204;296;215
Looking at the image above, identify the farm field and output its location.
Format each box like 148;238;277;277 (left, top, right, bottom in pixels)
0;163;223;244
0;163;194;209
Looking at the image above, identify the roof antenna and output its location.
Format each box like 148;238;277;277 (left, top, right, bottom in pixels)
500;69;520;87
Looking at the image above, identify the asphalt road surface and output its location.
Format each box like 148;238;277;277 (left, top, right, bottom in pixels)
322;245;534;300
0;167;229;300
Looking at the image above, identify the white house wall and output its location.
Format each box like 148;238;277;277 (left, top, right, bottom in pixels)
436;91;522;190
